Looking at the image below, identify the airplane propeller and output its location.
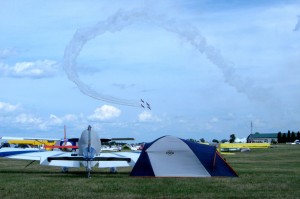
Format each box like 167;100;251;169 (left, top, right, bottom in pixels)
63;125;67;147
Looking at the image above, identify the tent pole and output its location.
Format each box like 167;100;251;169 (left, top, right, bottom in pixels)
212;151;217;171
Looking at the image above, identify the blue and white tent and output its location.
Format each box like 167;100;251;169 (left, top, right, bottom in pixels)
130;136;238;177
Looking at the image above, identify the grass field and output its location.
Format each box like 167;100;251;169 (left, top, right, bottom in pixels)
0;144;300;198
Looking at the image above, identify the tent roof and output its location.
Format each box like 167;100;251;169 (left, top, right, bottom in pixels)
131;135;238;177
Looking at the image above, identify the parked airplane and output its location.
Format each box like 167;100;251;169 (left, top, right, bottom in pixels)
0;125;140;178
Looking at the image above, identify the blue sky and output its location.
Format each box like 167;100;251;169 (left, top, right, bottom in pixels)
1;0;300;142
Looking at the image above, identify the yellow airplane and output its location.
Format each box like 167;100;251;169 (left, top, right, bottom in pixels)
2;137;58;151
218;143;270;154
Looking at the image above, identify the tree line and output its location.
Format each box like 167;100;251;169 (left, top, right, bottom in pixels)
277;130;300;143
189;134;236;144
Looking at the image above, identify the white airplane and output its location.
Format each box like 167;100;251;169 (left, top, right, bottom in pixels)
0;125;140;177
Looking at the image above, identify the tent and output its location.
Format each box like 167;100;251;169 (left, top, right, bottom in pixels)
130;135;238;177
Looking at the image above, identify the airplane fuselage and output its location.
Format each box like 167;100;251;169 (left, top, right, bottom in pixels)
78;127;101;158
77;126;102;173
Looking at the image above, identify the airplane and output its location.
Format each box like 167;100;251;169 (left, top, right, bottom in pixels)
294;15;300;31
0;125;140;178
0;136;60;150
140;99;151;110
146;102;151;110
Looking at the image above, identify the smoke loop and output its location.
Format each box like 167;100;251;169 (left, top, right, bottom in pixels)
63;9;269;107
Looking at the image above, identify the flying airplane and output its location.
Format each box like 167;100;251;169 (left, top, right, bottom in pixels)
0;125;140;178
294;15;300;31
140;99;151;110
146;102;151;110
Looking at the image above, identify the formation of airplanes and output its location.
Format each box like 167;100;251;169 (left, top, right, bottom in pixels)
140;99;151;110
0;125;140;178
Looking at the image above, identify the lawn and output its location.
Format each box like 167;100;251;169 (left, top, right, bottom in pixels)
0;144;299;198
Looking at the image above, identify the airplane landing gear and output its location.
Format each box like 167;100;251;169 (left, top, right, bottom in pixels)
87;168;91;178
61;167;69;173
110;167;118;173
86;161;92;178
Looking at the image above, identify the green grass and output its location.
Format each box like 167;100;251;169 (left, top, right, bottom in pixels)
0;144;300;198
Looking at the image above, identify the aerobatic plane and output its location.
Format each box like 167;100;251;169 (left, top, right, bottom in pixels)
0;125;140;178
294;15;300;31
140;99;151;110
146;102;151;110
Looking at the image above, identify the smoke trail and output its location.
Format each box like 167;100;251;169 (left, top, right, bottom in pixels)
294;15;300;31
63;10;143;107
63;9;270;107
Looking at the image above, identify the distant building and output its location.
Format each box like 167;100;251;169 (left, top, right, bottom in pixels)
247;133;277;143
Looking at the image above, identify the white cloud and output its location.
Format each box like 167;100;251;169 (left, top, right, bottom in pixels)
138;111;152;122
210;117;219;123
138;111;161;122
12;113;80;131
15;113;42;124
0;101;82;131
88;105;121;121
205;117;220;130
0;101;19;112
0;59;58;78
0;48;17;59
63;114;78;121
38;114;81;130
224;113;235;120
37;114;62;130
49;114;63;125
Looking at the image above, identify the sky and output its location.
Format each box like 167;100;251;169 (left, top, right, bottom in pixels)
1;0;300;142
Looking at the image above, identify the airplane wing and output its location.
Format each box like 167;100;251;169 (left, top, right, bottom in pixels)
46;152;140;168
100;138;134;143
98;152;140;168
0;136;60;141
0;148;140;168
0;147;80;167
47;156;131;162
1;136;133;143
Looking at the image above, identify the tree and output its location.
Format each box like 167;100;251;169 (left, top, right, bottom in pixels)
287;130;291;142
277;132;282;143
291;131;296;142
297;132;300;140
188;139;197;143
200;138;206;143
282;133;287;143
212;139;219;143
229;134;236;143
221;139;228;143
